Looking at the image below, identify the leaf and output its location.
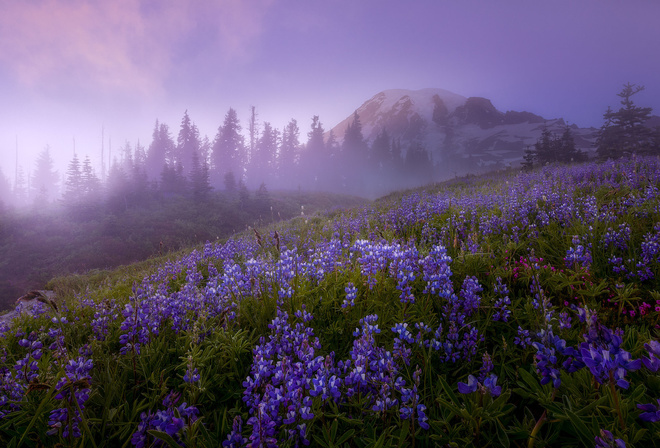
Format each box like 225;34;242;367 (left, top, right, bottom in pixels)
148;430;185;448
396;420;409;448
330;418;338;442
337;429;356;446
313;434;331;448
437;375;460;406
517;368;542;394
565;409;593;446
496;419;510;448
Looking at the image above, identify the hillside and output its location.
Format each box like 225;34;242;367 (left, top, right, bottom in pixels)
0;190;368;310
1;158;660;446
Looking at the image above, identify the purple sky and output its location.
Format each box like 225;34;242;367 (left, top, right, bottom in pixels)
1;0;659;183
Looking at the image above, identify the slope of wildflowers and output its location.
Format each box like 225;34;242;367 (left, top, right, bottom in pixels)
2;158;660;447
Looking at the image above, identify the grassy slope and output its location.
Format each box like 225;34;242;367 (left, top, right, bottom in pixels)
2;160;660;447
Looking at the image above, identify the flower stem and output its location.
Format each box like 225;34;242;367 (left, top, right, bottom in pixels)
609;378;625;430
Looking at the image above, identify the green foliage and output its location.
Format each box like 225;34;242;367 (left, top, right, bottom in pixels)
2;159;660;446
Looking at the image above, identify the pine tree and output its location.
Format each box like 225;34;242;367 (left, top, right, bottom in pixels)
534;128;555;165
63;153;82;205
522;146;536;170
176;110;201;177
596;83;655;159
248;106;258;166
0;168;12;211
342;112;368;157
255;182;271;214
146;121;176;181
190;149;212;200
160;162;187;196
212;108;245;186
371;129;392;169
306;115;325;154
31;146;59;204
405;141;434;181
13;166;27;206
81;156;101;201
251;122;279;187
301;116;326;188
279;119;300;177
533;126;584;165
106;161;130;214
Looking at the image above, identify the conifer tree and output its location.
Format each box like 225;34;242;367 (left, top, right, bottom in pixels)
31;146;59;204
81;155;101;201
190;149;212;200
596;83;655;159
13;166;27;206
146;121;176;181
371;128;392;169
342;112;368;157
212;108;245;186
255;182;271;214
251;122;278;187
63;153;82;206
0;168;10;211
176;110;200;177
279;119;300;179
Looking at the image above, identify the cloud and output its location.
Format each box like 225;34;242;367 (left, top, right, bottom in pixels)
0;0;274;98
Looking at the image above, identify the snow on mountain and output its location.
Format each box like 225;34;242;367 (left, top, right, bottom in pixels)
328;88;599;170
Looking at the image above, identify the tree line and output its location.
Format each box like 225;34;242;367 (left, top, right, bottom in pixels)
0;106;444;212
523;83;660;169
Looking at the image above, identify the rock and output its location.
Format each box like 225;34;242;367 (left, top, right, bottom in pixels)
0;290;58;325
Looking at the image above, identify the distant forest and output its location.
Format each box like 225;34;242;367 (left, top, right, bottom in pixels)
0;107;441;213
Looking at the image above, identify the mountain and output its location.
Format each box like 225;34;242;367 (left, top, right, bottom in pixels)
329;88;599;170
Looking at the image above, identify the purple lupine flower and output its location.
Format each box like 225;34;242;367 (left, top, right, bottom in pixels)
457;375;478;394
565;235;592;270
492;277;511;322
391;323;414;365
580;325;641;389
183;367;200;384
458;374;501;397
594;429;626;448
642;340;660;372
48;356;94;439
342;282;357;309
479;353;493;381
130;391;198;447
637;399;660;422
514;327;532;349
482;374;501;397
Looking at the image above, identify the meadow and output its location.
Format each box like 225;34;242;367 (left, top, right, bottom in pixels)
1;157;660;447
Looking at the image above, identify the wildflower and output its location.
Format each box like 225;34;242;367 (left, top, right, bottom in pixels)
637;399;660;422
222;416;248;447
594;429;626;448
342;282;357;308
580;327;641;389
457;374;501;397
642;340;660;372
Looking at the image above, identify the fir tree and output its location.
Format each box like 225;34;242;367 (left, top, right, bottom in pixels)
31;146;59;204
176;110;201;177
279;119;300;177
212;108;245;186
81;156;102;201
63;153;82;206
190;149;212;200
596;83;655;159
146;121;176;181
371;128;392;169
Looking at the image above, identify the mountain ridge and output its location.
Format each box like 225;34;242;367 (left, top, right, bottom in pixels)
328;88;599;169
